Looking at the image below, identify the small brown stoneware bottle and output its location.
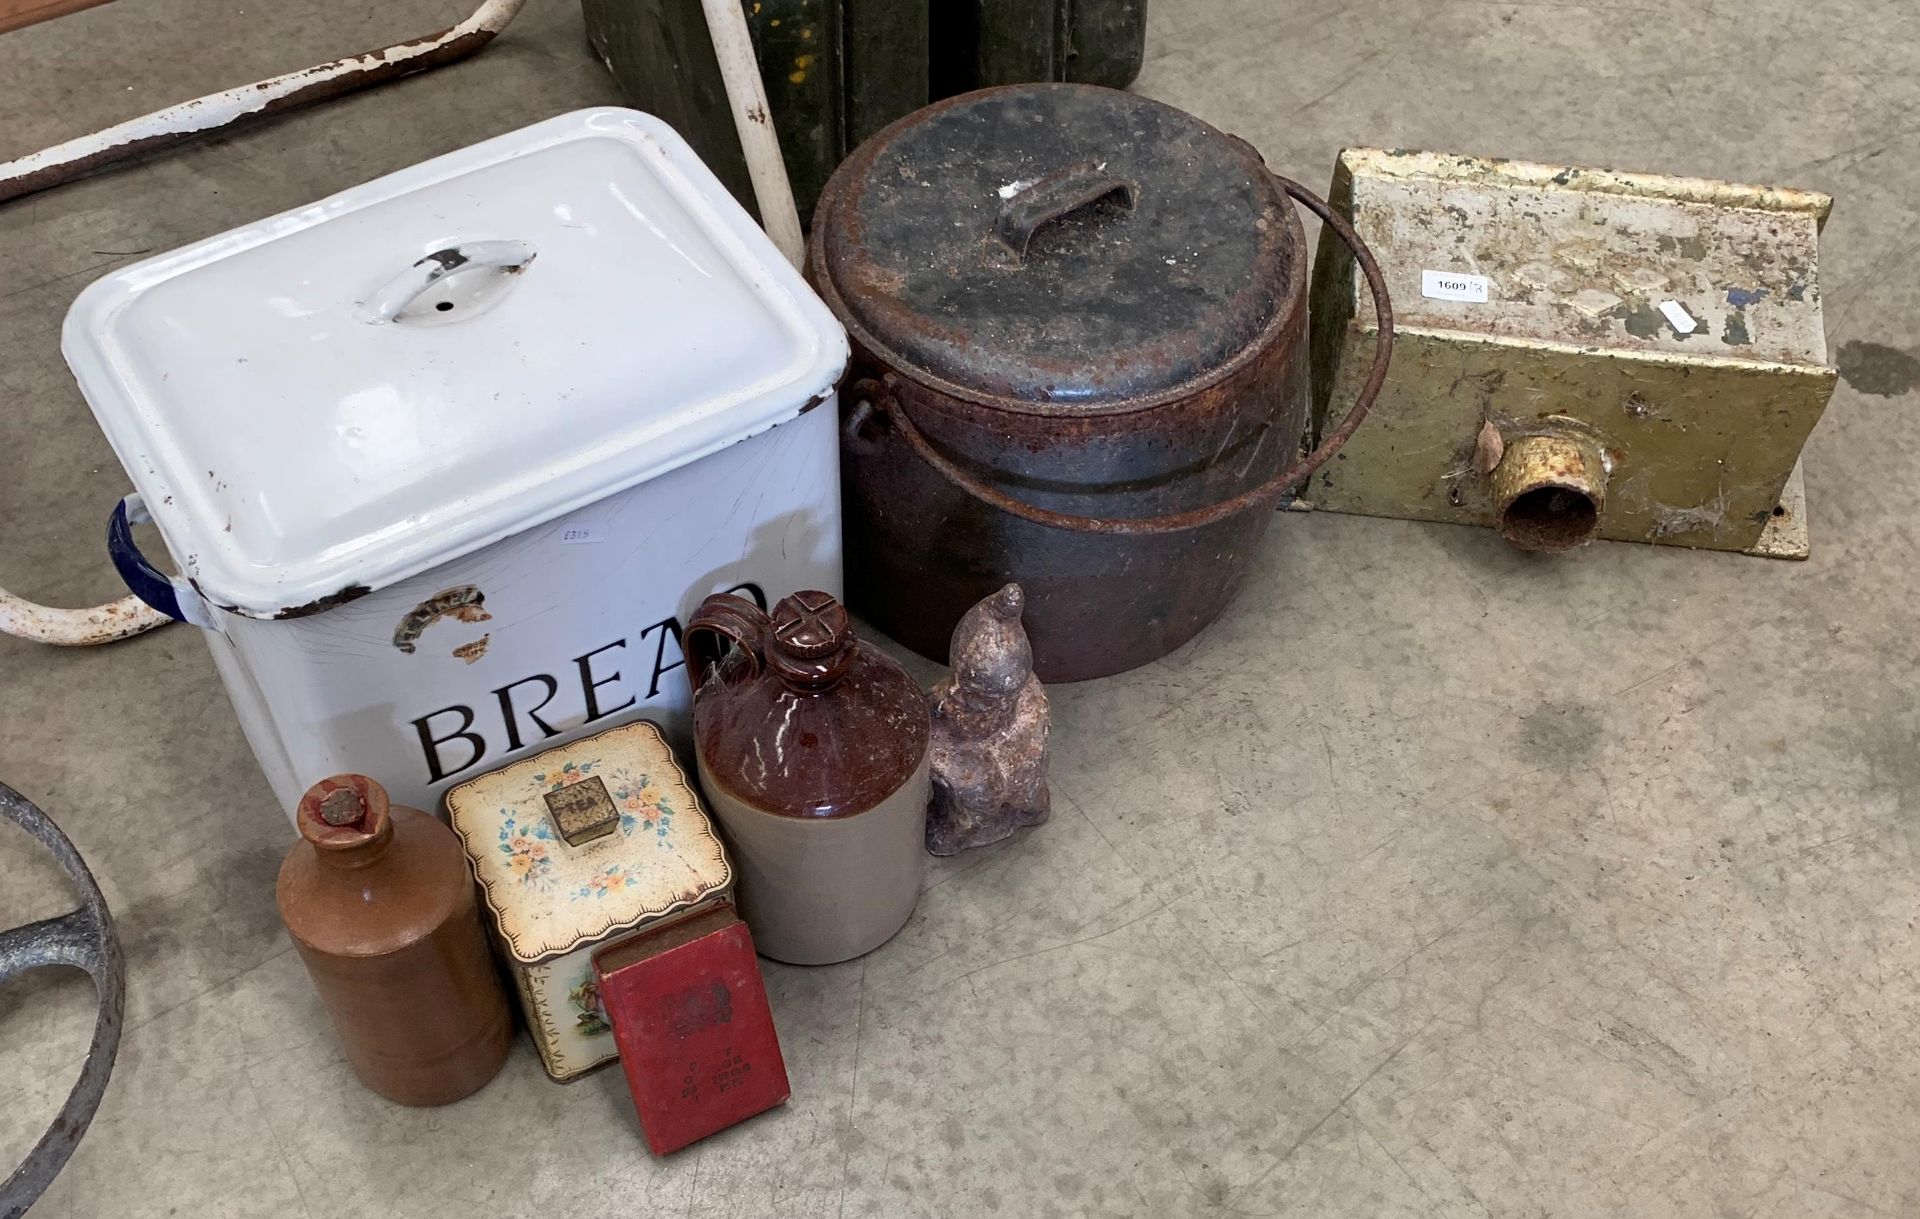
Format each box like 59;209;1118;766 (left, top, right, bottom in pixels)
276;774;512;1106
688;590;931;965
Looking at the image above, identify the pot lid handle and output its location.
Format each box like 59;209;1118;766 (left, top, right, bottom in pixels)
355;239;538;324
994;161;1138;263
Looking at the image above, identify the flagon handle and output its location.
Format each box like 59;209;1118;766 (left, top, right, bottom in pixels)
685;593;770;695
863;173;1395;536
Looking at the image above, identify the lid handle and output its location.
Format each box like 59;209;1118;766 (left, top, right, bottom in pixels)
543;776;622;847
355;240;537;324
994;161;1138;263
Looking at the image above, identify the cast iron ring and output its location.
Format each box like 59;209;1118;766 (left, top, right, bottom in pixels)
0;783;125;1219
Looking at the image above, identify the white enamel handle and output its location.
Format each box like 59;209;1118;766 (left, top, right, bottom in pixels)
355;240;537;324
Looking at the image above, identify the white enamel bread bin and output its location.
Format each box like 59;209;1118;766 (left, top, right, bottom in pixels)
64;110;849;819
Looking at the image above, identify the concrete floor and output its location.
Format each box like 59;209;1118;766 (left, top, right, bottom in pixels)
2;0;1917;1215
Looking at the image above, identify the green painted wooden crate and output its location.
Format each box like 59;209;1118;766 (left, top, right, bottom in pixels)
583;0;929;227
929;0;1147;97
582;1;1147;228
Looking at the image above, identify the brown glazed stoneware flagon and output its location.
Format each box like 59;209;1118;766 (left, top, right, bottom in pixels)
276;773;512;1106
688;589;931;965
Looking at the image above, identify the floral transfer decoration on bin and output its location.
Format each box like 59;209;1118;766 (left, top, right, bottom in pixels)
446;721;732;965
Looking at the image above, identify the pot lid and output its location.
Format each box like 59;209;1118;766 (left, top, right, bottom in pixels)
814;85;1297;408
64;109;848;619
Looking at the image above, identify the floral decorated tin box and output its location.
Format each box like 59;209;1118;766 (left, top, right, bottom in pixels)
445;721;734;1081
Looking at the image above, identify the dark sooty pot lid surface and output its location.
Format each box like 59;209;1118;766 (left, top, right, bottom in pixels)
819;85;1298;409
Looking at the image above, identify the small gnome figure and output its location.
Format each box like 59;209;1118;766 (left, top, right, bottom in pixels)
926;584;1051;856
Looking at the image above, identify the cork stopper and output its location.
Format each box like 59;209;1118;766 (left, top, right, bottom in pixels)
296;774;393;850
320;788;366;826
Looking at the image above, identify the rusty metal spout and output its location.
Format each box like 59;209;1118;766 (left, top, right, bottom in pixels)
1489;427;1609;553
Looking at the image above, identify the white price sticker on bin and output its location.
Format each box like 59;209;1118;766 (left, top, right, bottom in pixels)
1422;270;1491;303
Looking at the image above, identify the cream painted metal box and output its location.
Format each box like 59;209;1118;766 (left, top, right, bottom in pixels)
1308;149;1837;556
64;110;849;819
446;721;734;1082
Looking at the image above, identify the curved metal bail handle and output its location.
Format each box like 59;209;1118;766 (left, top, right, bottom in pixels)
0;783;125;1219
872;172;1395;536
995;160;1138;262
684;593;771;695
355;240;537;324
1269;172;1396;503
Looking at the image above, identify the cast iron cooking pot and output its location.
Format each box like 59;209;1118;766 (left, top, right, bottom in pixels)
808;84;1393;682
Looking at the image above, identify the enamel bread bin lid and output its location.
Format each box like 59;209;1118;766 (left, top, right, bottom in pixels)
63;108;849;619
445;721;733;965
